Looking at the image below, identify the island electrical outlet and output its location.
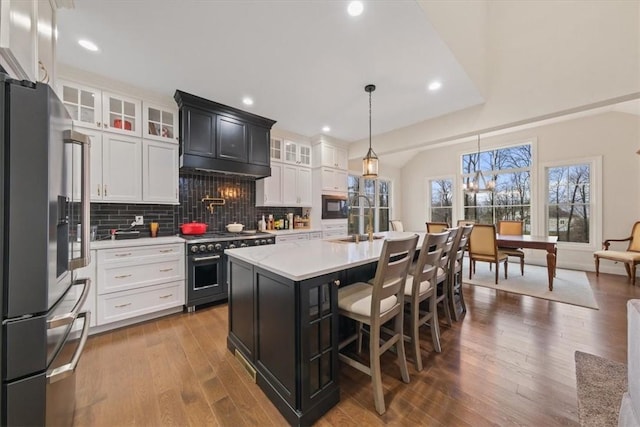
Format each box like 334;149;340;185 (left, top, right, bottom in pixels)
134;216;144;225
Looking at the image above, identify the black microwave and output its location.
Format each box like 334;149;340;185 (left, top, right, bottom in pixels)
321;195;348;219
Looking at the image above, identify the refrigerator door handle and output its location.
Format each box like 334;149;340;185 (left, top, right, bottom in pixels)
47;311;91;384
47;278;91;329
65;130;92;270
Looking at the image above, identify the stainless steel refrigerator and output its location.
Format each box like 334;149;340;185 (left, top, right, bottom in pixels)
1;73;91;425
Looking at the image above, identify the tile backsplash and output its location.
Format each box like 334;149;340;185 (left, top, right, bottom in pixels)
90;170;305;238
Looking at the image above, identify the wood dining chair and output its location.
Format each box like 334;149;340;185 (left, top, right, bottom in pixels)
497;220;525;275
434;228;459;327
403;231;449;371
337;234;418;415
468;224;509;284
389;220;404;231
425;221;449;233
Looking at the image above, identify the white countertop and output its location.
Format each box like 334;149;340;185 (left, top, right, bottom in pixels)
225;231;425;281
264;228;322;235
90;235;185;250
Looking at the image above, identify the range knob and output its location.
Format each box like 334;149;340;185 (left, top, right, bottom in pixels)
254;240;261;246
214;243;222;251
199;244;207;252
207;244;214;252
240;243;248;248
190;245;199;253
267;239;274;244
229;243;236;249
260;239;267;245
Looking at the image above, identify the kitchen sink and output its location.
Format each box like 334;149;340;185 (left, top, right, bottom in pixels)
331;234;385;243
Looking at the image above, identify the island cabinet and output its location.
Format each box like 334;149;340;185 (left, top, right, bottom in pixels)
227;258;341;427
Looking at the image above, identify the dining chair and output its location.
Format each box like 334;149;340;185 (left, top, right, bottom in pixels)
337;234;418;415
497;220;525;275
448;224;473;321
389;220;404;231
594;221;640;286
468;224;509;284
425;221;449;233
434;228;459;327
403;231;449;371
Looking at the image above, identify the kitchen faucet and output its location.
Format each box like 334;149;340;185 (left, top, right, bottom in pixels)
349;194;374;242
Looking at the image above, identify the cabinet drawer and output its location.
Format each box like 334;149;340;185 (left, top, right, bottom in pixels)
99;244;183;263
98;258;184;295
309;232;323;240
277;233;310;243
97;281;184;325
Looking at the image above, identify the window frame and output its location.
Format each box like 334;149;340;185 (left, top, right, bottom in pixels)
348;174;392;234
539;155;602;251
425;174;456;226
457;138;538;228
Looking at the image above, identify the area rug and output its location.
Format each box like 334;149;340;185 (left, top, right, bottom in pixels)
463;263;599;309
575;350;627;427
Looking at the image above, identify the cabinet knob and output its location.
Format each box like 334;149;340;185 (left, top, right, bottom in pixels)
97;121;102;127
334;280;340;287
104;185;108;196
97;185;101;196
104;123;109;128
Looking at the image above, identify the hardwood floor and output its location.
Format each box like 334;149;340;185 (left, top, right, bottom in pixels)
73;271;640;426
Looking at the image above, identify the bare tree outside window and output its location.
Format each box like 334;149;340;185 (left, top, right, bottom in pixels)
462;144;532;232
547;164;591;243
430;179;453;224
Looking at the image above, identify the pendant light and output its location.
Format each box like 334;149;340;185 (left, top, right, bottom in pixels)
362;84;378;178
463;134;495;193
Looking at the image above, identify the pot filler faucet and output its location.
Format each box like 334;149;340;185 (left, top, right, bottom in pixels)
349;194;374;242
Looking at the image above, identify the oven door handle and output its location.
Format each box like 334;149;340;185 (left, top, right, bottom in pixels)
47;310;91;384
192;255;221;262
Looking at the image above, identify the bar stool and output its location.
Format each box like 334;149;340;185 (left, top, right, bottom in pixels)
404;231;449;371
337;234;418;415
435;228;459;326
449;224;473;321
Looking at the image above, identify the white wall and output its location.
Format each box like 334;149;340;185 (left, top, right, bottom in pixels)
402;110;640;272
349;1;640;161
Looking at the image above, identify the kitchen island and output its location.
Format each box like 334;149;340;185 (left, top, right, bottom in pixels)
225;231;424;426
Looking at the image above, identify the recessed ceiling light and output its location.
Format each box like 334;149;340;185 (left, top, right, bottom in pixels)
322;126;331;132
242;97;254;106
78;39;98;52
428;81;442;91
347;1;363;17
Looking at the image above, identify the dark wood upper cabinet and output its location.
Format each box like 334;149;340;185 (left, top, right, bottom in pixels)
248;125;270;166
216;115;248;163
174;90;276;178
183;106;215;157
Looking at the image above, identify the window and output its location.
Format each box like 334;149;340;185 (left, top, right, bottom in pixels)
546;163;592;244
347;175;391;234
428;178;453;225
462;143;532;232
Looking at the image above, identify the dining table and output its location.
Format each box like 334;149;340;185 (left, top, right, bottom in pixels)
496;234;559;291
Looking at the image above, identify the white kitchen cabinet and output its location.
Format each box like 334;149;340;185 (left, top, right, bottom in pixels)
142;139;179;204
321;167;348;193
256;161;283;206
96;243;185;326
283;164;312;207
0;0;37;81
270;136;283;161
101;133;142;202
143;102;179;144
284;140;312;167
322;222;348;239
318;143;348;169
57;80;103;130
72;250;97;329
102;91;142;136
309;231;323;240
276;233;310;243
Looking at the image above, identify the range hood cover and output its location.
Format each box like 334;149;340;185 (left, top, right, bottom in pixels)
175;90;276;179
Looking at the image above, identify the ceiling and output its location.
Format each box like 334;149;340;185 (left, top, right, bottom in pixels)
56;0;484;143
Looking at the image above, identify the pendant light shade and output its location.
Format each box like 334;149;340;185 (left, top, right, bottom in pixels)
362;84;378;178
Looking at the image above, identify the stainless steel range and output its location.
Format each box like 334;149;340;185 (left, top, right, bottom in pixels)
182;231;276;311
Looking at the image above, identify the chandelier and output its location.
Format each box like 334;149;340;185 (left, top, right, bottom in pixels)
463;135;495;193
362;84;378;178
